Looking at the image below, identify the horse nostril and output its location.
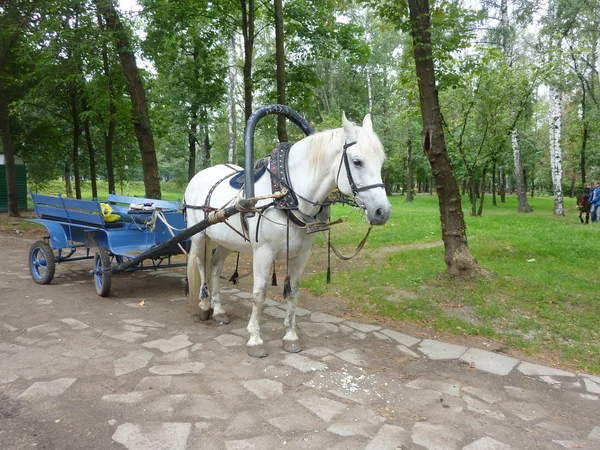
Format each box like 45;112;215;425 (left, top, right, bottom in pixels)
375;208;383;218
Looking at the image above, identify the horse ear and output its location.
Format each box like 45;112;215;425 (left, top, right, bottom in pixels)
362;114;373;132
342;112;356;139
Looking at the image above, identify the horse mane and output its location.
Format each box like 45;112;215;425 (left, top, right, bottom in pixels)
303;126;385;177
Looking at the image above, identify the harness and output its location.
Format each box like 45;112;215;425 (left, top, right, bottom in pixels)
183;138;385;288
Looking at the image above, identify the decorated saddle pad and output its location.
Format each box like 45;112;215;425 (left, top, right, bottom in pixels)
229;158;269;189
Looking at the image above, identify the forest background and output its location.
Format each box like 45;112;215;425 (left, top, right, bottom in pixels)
2;0;599;213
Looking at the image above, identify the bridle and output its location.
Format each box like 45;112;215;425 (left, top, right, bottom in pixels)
336;140;385;197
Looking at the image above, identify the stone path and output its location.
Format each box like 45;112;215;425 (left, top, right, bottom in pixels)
1;233;599;449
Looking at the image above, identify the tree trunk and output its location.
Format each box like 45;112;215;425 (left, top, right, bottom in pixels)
188;104;198;181
531;178;534;198
202;125;212;169
64;161;73;198
569;171;575;198
477;166;487;216
511;129;533;212
99;20;116;194
71;95;82;199
227;29;237;164
407;0;479;276
240;0;255;124
384;168;391;196
548;86;564;216
367;65;373;115
104;120;116;194
188;47;200;181
274;0;287;142
406;138;414;202
499;167;506;203
96;0;161;199
492;160;497;206
500;0;510;52
0;79;20;217
83;115;98;200
469;176;477;216
580;84;588;187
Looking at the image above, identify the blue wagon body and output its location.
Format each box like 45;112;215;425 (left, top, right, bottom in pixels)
26;191;190;296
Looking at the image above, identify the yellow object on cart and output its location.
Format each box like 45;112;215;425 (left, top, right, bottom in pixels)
100;203;121;223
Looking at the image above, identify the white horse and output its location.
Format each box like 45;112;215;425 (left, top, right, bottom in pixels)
184;113;391;357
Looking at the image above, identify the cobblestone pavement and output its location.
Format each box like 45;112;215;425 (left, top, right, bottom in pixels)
1;233;599;450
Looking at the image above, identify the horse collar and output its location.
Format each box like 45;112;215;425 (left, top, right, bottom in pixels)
267;143;331;230
269;142;298;210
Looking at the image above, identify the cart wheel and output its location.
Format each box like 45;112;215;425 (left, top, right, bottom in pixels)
29;240;56;285
94;247;112;297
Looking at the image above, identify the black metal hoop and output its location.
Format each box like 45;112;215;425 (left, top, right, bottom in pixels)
243;104;315;199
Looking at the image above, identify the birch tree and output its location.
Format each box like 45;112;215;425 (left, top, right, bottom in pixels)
501;0;533;212
548;86;564;215
545;0;565;216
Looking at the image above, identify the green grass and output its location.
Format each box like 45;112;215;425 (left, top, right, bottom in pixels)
304;194;600;374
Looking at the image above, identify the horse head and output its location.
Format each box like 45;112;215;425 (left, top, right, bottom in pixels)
577;193;589;210
335;113;392;226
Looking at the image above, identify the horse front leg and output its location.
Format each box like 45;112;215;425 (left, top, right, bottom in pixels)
282;249;312;353
210;246;232;325
246;251;272;358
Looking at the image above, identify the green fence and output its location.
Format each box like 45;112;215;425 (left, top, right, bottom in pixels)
0;157;28;211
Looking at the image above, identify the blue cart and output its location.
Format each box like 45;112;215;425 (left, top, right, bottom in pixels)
25;105;312;298
27;192;190;297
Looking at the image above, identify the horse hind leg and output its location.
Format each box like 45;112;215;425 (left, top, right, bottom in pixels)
210;245;232;325
187;234;212;321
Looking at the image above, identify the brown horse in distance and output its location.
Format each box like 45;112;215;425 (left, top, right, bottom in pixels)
577;193;590;224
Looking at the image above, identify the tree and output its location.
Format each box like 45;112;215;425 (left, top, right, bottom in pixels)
499;0;533;213
141;0;227;177
406;0;480;276
227;29;237;164
95;0;161;199
0;2;30;217
274;0;287;142
543;0;566;216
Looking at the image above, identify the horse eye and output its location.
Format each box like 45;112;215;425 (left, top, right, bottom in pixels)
352;158;363;167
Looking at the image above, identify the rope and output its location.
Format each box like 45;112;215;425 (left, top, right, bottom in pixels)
151;210;189;255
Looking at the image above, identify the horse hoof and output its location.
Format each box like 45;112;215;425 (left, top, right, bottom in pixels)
212;313;231;325
283;340;302;353
247;345;268;358
198;309;212;321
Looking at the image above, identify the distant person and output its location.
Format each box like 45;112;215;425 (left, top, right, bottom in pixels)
590;181;600;222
